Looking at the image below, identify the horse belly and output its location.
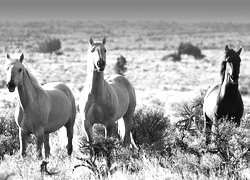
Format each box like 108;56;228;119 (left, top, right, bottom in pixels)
109;84;131;120
45;91;72;133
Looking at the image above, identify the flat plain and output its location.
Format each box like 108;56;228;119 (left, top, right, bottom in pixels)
0;21;250;179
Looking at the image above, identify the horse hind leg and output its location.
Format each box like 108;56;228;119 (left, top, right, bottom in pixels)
44;133;50;158
84;120;94;145
123;111;137;149
65;120;74;156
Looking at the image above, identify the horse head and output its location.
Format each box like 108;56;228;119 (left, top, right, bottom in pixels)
4;53;24;92
222;45;242;85
88;37;107;72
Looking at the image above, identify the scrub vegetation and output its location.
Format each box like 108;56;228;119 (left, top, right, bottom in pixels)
0;21;250;179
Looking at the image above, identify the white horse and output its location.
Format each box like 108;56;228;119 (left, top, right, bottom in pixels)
4;53;76;158
80;37;137;148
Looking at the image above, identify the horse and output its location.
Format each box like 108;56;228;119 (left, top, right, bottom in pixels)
79;37;137;149
203;45;244;144
4;53;76;158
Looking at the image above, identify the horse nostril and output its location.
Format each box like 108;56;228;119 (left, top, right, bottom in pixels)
232;75;238;80
6;81;15;89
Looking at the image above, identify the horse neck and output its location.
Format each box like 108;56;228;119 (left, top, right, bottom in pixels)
220;74;239;100
17;70;46;109
86;67;107;100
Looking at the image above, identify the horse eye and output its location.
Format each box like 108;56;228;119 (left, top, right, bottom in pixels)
104;49;107;53
19;68;22;73
91;48;95;53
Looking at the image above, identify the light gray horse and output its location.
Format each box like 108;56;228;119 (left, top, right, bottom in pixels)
4;53;76;158
80;37;137;148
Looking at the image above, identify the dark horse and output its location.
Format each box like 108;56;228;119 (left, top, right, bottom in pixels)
203;45;244;143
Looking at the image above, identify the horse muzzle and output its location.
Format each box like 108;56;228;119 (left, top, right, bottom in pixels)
96;60;106;72
230;76;238;85
6;82;16;92
98;67;105;72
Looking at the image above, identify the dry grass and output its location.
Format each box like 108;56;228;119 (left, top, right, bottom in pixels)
1;21;250;179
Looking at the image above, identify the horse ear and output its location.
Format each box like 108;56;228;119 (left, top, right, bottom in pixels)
20;53;24;63
89;37;94;46
102;37;106;45
236;46;242;55
225;45;230;52
7;54;10;59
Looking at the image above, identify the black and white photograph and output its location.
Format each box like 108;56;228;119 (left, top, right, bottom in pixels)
0;0;250;179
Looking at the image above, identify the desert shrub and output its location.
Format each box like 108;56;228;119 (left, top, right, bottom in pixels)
38;38;61;56
0;80;6;89
76;137;142;179
162;52;181;61
178;42;205;59
169;92;250;179
114;55;127;75
132;105;171;151
173;90;205;133
240;85;249;95
0;107;19;159
164;42;205;61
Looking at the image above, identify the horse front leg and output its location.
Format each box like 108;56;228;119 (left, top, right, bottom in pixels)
84;120;94;145
105;121;118;139
44;133;50;158
35;127;44;159
204;113;212;145
212;117;219;146
19;128;29;157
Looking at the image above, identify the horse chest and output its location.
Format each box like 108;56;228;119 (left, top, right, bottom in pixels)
85;103;115;124
217;98;243;120
16;105;48;133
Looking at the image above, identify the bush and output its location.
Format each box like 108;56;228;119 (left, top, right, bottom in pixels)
38;38;61;55
162;52;181;61
132;105;171;151
170;92;250;179
178;42;205;59
164;42;205;61
0;80;6;89
0;107;19;159
173;90;205;133
114;55;127;75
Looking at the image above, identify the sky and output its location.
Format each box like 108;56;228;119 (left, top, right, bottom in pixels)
0;0;250;22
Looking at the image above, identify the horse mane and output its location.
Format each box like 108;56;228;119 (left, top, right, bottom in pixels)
220;48;237;84
22;64;44;92
220;60;227;83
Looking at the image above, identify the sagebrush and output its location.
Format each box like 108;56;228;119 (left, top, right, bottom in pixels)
114;55;127;75
38;37;61;56
0;106;19;159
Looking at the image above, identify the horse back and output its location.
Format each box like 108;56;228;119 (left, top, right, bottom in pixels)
105;75;136;118
105;75;136;103
43;82;76;110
